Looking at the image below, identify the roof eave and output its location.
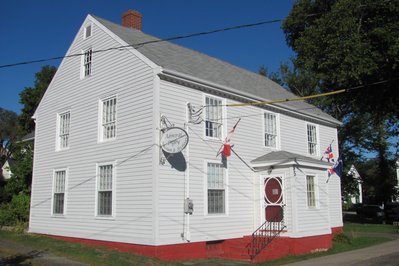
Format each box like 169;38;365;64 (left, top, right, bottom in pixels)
160;68;342;127
252;159;331;170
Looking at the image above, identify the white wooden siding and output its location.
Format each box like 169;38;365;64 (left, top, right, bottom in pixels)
157;80;341;244
29;17;157;245
30;15;342;247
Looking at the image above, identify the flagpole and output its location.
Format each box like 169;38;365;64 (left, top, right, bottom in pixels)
216;118;241;157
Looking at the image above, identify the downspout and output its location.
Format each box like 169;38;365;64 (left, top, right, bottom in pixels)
184;103;191;242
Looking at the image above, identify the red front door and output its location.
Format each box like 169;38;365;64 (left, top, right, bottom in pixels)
263;176;283;222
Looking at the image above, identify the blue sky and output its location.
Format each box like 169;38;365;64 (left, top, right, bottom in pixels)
0;0;294;114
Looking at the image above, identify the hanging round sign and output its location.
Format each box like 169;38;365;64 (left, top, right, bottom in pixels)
160;127;189;154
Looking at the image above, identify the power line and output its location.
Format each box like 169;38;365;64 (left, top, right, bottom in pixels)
0;18;283;69
201;77;399;109
0;0;391;69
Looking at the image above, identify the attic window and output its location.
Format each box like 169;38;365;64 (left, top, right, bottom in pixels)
83;49;92;77
84;24;92;39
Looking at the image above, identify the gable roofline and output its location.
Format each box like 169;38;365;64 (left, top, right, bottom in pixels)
94;15;341;127
90;15;159;70
160;68;341;127
33;14;161;119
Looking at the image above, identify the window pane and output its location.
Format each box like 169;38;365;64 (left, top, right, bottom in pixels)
84;49;92;77
307;124;317;155
306;176;316;207
53;193;64;214
205;96;222;138
265;113;277;148
102;97;116;140
85;25;91;38
98;191;112;215
53;170;66;214
207;163;225;214
59;112;70;149
98;165;113;216
208;190;225;214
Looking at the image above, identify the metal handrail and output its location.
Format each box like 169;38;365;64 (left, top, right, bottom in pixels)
250;205;286;260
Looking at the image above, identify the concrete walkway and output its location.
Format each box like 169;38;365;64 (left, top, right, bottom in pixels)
286;236;399;266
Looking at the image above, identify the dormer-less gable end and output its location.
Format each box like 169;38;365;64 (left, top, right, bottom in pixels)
34;14;161;119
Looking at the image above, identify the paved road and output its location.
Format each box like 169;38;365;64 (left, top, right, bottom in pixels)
286;237;399;266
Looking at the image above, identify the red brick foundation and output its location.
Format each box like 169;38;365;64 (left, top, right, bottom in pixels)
48;227;341;262
331;226;344;236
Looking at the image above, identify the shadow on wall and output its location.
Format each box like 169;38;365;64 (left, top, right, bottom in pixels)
163;151;187;172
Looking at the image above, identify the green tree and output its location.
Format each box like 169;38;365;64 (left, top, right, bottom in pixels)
3;142;33;201
0;108;19;166
283;0;399;119
277;0;399;203
19;65;57;133
0;66;56;225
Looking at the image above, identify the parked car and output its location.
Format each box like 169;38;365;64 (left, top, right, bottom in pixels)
356;204;385;223
385;202;399;223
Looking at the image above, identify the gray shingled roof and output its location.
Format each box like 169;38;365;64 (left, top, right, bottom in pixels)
94;16;340;125
251;151;330;166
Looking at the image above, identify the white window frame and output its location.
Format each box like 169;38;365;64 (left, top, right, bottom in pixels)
263;111;280;149
306;123;319;156
203;94;225;140
84;23;92;39
98;96;117;142
95;162;116;218
56;111;70;151
81;48;92;78
306;175;318;208
205;161;228;216
51;169;68;216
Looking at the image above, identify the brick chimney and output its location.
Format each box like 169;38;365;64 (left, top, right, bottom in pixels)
122;10;142;30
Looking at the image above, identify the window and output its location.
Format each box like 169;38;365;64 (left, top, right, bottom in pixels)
264;112;278;148
57;112;70;149
97;164;114;216
306;175;316;207
83;49;92;77
307;124;318;155
100;97;117;141
84;24;92;39
207;163;225;214
53;170;66;215
205;96;223;139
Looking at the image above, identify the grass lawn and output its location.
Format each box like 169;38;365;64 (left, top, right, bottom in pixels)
258;234;390;265
0;230;247;266
259;223;398;265
344;223;398;233
0;223;396;266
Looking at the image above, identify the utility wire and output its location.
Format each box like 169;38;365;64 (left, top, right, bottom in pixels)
0;0;392;69
0;18;282;69
203;77;399;108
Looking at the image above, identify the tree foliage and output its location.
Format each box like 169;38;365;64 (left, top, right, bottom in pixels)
19;65;57;133
0;108;19;166
283;0;399;119
0;66;56;226
274;0;399;203
3;142;33;201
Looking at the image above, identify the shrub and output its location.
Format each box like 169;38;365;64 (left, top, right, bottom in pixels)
333;233;352;244
0;193;30;227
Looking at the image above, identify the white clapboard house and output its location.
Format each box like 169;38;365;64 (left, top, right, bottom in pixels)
29;10;343;262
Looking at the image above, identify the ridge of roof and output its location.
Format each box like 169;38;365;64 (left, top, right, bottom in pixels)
92;15;341;125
